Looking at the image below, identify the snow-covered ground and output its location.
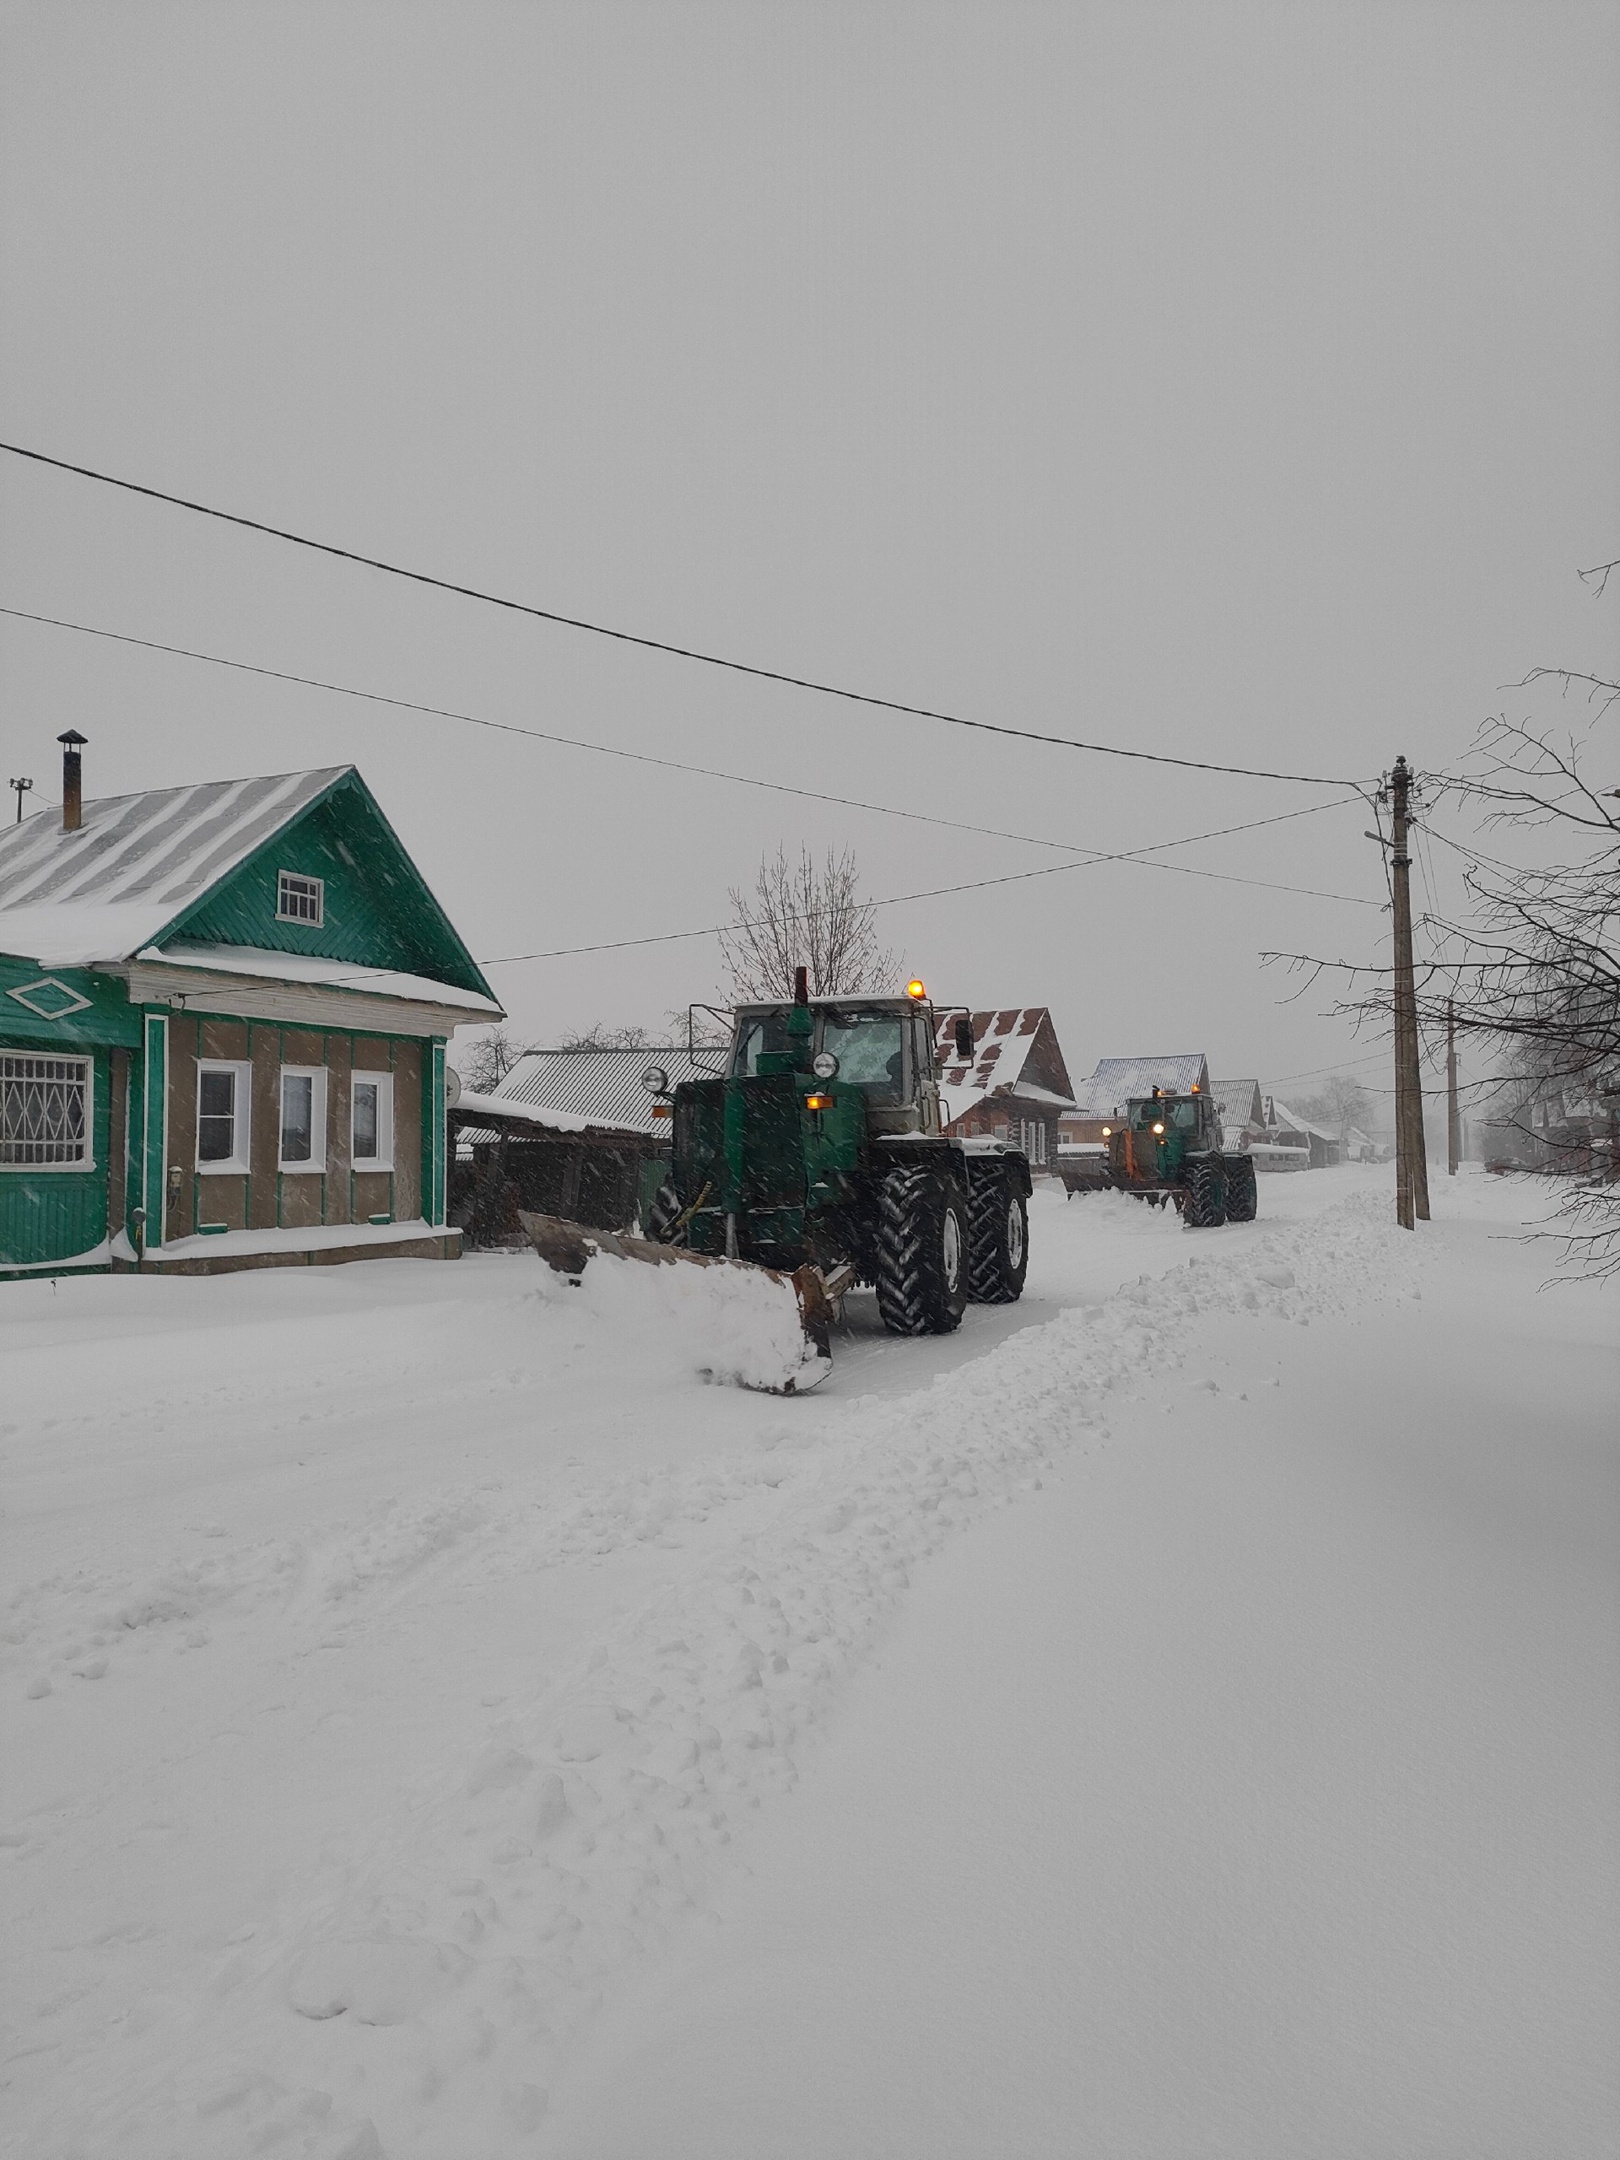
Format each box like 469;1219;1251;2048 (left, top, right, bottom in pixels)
3;1170;1615;2157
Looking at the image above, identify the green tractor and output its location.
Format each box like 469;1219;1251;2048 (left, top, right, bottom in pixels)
1101;1086;1259;1227
645;972;1031;1339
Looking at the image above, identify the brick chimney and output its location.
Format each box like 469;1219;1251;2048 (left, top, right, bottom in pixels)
58;730;87;832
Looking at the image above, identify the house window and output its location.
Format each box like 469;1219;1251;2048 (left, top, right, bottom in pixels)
351;1072;393;1169
276;871;324;926
278;1066;328;1171
197;1060;252;1172
1;1051;92;1168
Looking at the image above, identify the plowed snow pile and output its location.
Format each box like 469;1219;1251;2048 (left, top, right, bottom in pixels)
3;1170;1614;2158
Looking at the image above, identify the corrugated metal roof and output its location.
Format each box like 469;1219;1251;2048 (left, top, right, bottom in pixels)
1209;1079;1263;1130
0;769;349;966
492;1048;721;1135
1071;1054;1210;1115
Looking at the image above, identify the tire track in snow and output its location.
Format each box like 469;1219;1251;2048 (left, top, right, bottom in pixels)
49;1193;1425;2159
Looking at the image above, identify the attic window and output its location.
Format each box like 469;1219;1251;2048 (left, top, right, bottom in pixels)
277;871;324;926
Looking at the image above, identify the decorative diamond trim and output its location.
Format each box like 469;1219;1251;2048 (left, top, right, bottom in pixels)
6;978;94;1022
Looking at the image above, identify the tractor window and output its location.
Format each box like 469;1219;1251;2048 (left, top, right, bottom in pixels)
1168;1100;1201;1131
732;1012;792;1076
820;1012;904;1099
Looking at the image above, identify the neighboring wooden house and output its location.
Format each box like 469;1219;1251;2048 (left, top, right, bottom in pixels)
1058;1053;1212;1148
449;1048;719;1242
0;741;499;1277
1263;1097;1340;1169
932;1008;1077;1169
1208;1078;1264;1148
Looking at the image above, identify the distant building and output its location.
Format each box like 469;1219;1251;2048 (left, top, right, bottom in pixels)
1058;1053;1212;1149
932;1007;1077;1169
1263;1097;1340;1169
1209;1078;1264;1147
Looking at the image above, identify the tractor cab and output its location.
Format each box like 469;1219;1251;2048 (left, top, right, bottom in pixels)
1108;1087;1220;1179
729;993;943;1134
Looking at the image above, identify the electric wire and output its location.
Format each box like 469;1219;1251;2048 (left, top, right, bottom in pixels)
0;603;1376;916
0;440;1368;788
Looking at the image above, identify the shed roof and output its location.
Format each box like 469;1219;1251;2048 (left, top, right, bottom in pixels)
1071;1054;1210;1115
492;1047;720;1136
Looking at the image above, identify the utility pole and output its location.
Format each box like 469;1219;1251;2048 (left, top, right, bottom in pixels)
8;776;31;823
1446;997;1460;1176
1389;755;1430;1228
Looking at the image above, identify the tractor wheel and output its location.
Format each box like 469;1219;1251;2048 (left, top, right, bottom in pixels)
1183;1155;1227;1228
646;1179;688;1246
966;1164;1028;1305
874;1165;969;1335
1224;1154;1258;1223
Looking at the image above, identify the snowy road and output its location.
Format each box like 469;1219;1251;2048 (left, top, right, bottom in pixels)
3;1170;1615;2156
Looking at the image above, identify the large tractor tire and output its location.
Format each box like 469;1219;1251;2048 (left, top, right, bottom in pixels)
1183;1155;1227;1228
1223;1154;1258;1223
874;1164;969;1335
966;1162;1029;1305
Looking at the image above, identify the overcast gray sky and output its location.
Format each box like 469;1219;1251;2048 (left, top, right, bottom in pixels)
3;1;1616;1104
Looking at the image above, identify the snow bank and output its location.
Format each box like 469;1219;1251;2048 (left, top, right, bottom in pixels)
564;1249;825;1394
0;1191;1426;2158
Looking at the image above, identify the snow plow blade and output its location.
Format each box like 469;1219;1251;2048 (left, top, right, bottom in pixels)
518;1211;852;1394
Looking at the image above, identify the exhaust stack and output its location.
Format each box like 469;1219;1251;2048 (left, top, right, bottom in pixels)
58;730;87;833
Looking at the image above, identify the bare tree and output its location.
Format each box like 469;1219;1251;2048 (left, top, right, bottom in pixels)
719;845;897;1003
1295;1074;1373;1145
1267;671;1619;1274
456;1025;527;1095
556;1022;654;1052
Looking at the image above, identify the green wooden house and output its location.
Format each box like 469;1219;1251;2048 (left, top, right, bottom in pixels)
0;745;501;1278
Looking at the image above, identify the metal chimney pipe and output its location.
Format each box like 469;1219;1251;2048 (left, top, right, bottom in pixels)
58;730;87;832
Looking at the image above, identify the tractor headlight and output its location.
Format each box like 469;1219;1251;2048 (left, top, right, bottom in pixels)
811;1050;840;1081
1101;1125;1112;1138
641;1064;670;1096
1152;1121;1165;1135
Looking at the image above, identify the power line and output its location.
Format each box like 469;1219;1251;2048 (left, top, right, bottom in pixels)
0;439;1368;788
480;828;1380;969
0;602;1374;914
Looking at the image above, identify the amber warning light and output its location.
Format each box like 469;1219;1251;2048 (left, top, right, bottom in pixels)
906;979;927;1001
805;1093;833;1112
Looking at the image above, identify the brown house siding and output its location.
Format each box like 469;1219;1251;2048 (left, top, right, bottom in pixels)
165;1020;436;1246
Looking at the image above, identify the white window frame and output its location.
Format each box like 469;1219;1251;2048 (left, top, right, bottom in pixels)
0;1048;95;1172
277;1065;328;1173
276;870;325;927
350;1070;394;1171
196;1059;252;1174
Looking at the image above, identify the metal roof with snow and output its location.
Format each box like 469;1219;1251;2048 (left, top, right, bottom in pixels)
0;769;348;966
1209;1079;1264;1131
933;1007;1077;1129
1070;1054;1211;1116
493;1048;721;1135
0;765;498;1010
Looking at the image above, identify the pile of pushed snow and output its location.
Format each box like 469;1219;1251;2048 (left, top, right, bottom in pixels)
39;1191;1426;2159
564;1249;823;1394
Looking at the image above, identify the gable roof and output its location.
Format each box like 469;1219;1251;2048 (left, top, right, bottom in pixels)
1209;1078;1263;1130
492;1048;721;1136
933;1007;1077;1127
0;766;497;1010
1266;1098;1338;1142
0;769;348;967
1070;1054;1210;1116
